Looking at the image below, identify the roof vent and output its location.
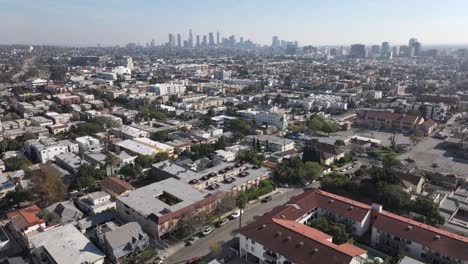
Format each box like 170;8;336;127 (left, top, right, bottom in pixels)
298;241;304;247
261;224;267;229
311;248;319;254
286;236;291;241
435;235;441;240
407;225;413;231
348;206;354;211
281;215;286;219
329;199;334;204
275;231;282;237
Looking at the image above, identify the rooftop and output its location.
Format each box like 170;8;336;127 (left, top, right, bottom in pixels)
117;178;209;218
29;224;105;264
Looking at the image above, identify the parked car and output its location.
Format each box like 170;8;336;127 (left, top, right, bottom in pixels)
154;257;163;264
230;209;243;219
279;183;289;188
262;196;273;203
202;226;214;236
216;218;229;227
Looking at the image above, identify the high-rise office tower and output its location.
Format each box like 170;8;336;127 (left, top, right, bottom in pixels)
188;29;193;47
216;32;220;45
381;42;390;55
413;42;422;56
229;35;236;48
350;44;366;58
371;45;380;56
240;37;244;45
409;38;417;47
196;35;200;47
272;36;280;48
177;34;182;48
168;33;175;47
202;35;207;47
209;32;214;46
392;46;400;57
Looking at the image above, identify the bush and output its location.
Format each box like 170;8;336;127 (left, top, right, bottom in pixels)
244;180;275;201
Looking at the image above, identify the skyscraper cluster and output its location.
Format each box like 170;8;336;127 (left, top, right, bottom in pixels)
348;38;423;59
165;29;257;49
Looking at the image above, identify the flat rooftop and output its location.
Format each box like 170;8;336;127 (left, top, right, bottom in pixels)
117;178;208;217
29;224;105;264
152;160;272;193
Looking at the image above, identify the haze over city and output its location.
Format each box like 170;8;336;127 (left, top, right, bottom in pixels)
1;0;468;46
2;1;468;264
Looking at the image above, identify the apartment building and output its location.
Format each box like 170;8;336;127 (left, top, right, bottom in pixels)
371;210;468;264
360;110;424;131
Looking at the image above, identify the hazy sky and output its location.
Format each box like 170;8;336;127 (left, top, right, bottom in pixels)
1;0;468;47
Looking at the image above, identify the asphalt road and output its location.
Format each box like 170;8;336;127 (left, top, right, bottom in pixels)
164;188;304;264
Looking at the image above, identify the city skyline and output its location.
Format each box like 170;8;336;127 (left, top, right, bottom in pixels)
1;0;468;47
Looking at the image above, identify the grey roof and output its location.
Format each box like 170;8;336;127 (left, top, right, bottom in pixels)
29;224;105;264
76;211;116;231
105;222;148;258
117;178;207;217
46;201;83;223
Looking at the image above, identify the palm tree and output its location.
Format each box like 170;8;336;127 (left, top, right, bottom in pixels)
236;191;248;229
105;152;119;176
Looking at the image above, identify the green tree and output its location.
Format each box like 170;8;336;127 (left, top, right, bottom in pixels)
308;117;323;132
236;191;248;229
105;153;120;176
334;139;345;146
214;136;230;150
5;189;34;207
321;122;339;135
412;196;445;225
309;217;353;244
135;155;154;168
4;157;33;171
76;164;104;189
406;109;422;117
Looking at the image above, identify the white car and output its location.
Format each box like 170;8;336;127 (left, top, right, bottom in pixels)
202;226;214;236
231;209;243;219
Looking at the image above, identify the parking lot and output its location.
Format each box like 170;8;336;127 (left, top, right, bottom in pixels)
399;136;468;178
336;128;412;147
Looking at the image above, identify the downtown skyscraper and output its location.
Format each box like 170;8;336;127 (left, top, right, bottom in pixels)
188;29;193;47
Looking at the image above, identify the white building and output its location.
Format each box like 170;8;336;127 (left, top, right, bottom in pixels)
29;224;105;264
148;82;186;96
215;149;236;162
424;102;448;122
238;107;289;131
371;210;468;264
75;136;102;152
78;191;116;215
245;135;295;152
24;138;71;164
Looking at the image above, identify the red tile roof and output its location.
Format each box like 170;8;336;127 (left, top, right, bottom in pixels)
373;211;468;261
6;205;45;230
364;110;423;125
240;218;366;264
420;119;437;129
101;176;134;196
239;189;369;264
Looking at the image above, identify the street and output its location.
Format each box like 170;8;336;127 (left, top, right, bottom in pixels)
163;188;304;264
